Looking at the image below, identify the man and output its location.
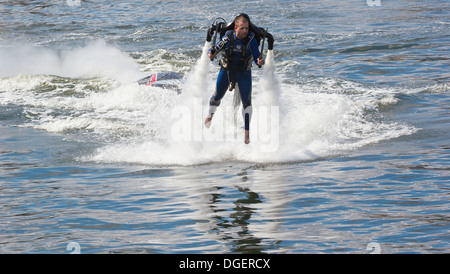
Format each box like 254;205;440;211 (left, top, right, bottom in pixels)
205;14;265;144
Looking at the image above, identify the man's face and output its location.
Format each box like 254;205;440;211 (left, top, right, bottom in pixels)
235;21;249;40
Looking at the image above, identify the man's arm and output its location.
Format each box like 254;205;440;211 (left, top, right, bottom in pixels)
208;31;231;59
249;39;264;66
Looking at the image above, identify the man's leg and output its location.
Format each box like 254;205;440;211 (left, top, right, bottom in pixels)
237;71;252;144
205;68;229;128
242;106;252;144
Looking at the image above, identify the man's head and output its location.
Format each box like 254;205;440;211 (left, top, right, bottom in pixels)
234;14;249;40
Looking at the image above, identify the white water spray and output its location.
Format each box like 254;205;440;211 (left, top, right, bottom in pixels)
183;41;213;100
260;49;280;107
0;40;144;83
85;40;416;165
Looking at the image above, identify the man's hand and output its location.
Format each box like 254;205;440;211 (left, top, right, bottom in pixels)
208;51;216;60
257;57;265;67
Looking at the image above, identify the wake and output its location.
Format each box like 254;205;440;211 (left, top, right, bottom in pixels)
87;41;416;165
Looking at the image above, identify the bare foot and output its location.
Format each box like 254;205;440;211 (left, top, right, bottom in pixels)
244;130;250;144
205;113;214;128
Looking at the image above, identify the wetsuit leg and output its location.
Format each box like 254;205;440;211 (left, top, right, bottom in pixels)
237;70;252;108
206;68;231;128
209;68;230;111
237;70;253;131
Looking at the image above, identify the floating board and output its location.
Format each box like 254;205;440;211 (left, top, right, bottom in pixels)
137;71;183;94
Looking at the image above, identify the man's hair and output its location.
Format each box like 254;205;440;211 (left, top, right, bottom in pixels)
234;14;249;25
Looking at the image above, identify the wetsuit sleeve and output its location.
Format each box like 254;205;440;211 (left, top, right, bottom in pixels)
249;39;261;64
209;32;231;55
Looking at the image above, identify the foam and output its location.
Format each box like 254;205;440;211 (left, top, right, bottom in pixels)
0;39;145;83
0;40;419;166
87;48;418;165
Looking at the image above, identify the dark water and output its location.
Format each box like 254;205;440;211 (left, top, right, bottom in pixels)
0;0;449;253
